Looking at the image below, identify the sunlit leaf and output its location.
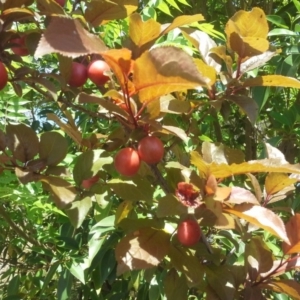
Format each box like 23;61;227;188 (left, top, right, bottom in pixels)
224;203;289;243
65;196;93;228
115;227;170;275
156;194;187;218
160;14;205;36
35;16;107;58
265;173;297;196
159;94;191;114
115;200;133;225
134;46;210;102
39;175;77;209
282;214;300;254
162;125;188;141
85;0;138;27
39;132;68;166
243;75;300;89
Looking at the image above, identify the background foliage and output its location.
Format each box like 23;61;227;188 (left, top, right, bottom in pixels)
1;0;300;299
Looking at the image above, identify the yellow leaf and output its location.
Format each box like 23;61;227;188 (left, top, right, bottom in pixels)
243;75;300;89
85;0;138;26
265;173;297;196
115;200;133;225
230;7;268;38
134;46;209;102
194;58;216;87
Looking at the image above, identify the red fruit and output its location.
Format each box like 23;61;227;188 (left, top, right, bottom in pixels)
81;175;99;189
138;136;164;164
0;62;8;90
114;147;140;176
68;62;88;87
11;36;29;56
177;219;201;247
87;60;110;86
55;0;65;6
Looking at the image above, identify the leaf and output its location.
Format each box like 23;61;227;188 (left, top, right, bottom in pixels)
159;94;191;114
282;214;300;254
65;196;93;229
115;227;170;275
160;14;205;36
260;280;300;299
6;123;39;163
36;0;65;14
209;45;233;74
226;95;258;125
181;29;222;72
129;13;161;56
231;7;268;38
15;167;40;184
202;142;228;164
47;113;82;146
224;203;289;243
156;194;187;218
39;175;77;209
243;75;300;89
169;245;205;288
101;48;135;94
164;269;188;300
39;132;68;166
133;46;210;102
265;173;297;196
236;48;278;76
205;265;236;300
35;16;107;58
108;178;154;202
57;268;73;300
162;125;188;141
73;149;112;186
225;19;269;59
226;187;259;205
84;0;138;27
115;200;133;225
245;236;274;281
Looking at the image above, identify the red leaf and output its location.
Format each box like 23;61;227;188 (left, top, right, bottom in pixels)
282;214;300;254
35;16;107;58
115;228;170;275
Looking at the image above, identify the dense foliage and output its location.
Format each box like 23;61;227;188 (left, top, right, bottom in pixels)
1;0;300;299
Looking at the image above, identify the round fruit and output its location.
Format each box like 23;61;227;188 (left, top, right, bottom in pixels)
0;62;8;91
10;36;29;56
177;219;201;247
81;175;99;189
87;60;110;86
114;147;140;176
138;136;164;164
68;62;88;87
55;0;65;6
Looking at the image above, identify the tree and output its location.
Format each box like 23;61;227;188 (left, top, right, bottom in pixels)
1;0;300;299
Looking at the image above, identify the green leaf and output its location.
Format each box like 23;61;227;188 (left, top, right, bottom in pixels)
57;268;73;300
67;260;86;284
7;275;20;296
156;194;187;217
39;131;68;166
268;28;298;36
266;15;288;28
40;261;60;294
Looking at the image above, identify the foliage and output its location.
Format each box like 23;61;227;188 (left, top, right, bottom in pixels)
1;0;300;299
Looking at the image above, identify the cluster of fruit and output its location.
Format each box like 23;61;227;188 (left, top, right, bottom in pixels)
114;136;164;176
